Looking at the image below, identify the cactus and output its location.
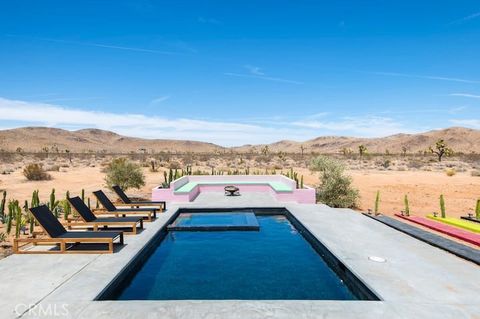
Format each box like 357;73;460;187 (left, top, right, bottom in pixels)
24;200;35;234
374;191;380;215
6;200;14;234
150;160;156;172
49;189;59;217
476;199;480;220
15;201;24;238
404;195;410;217
163;171;168;187
300;175;304;189
62;200;71;220
63;191;71;220
0;190;6;224
87;197;91;209
81;189;85;202
440;194;446;218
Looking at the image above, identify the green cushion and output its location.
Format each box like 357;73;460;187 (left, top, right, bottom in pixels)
174;181;293;193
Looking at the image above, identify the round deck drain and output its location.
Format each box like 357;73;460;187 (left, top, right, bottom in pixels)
368;256;386;263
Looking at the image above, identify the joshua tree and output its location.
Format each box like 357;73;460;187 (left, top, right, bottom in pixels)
340;147;352;156
358;145;367;157
401;146;408;157
261;145;269;156
65;149;72;163
300;145;306;156
41;146;49;158
429;139;453;162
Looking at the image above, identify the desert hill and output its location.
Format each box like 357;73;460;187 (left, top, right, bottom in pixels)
0;127;224;153
234;127;480;154
0;126;478;154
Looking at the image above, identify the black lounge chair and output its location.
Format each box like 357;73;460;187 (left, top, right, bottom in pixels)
13;205;123;254
68;196;143;235
112;185;166;210
93;190;158;221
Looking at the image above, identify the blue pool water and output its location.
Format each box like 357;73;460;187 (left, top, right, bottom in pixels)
114;214;359;300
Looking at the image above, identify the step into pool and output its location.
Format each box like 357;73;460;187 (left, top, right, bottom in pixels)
100;208;378;301
167;211;260;231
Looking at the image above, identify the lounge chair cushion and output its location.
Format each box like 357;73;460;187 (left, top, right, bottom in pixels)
30;205;67;238
57;231;121;239
112;185;132;204
93;217;142;223
68;196;98;222
93;190;118;211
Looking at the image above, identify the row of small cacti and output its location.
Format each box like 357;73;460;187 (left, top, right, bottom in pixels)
161;166;305;188
372;191;480;220
283;168;304;189
0;188;98;240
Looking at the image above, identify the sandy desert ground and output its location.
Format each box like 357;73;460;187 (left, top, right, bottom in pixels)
0;156;479;257
1;165;478;218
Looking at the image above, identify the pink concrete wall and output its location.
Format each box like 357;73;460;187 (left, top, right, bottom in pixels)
275;187;316;204
151;175;316;204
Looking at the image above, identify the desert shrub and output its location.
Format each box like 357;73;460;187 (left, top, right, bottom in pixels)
169;161;181;169
471;170;480;177
445;168;456;177
45;164;60;172
104;158;145;191
310;155;359;208
23;164;52;181
376;158;391;169
407;160;423;169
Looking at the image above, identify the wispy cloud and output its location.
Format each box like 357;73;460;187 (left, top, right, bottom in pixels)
197;16;221;25
224;72;303;84
450;119;480;129
244;65;265;76
6;35;183;55
291;116;413;137
449;11;480;25
0;97;425;145
150;95;171;104
38;97;103;103
371;71;480;84
0;97;313;146
449;93;480;99
225;65;303;85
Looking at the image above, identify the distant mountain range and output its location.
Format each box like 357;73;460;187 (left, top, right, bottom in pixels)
0;126;479;154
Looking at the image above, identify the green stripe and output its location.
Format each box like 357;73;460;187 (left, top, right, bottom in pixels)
427;215;480;233
175;181;293;193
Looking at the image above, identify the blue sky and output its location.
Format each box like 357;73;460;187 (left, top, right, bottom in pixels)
0;0;479;146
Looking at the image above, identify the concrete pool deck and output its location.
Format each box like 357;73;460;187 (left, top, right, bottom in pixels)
0;192;479;318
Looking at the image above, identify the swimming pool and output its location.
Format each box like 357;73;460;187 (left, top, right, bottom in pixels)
100;208;378;300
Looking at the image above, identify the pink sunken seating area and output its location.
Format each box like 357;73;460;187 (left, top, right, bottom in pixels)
152;175;316;204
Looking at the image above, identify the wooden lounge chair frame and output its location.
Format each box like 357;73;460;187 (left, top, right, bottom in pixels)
93;190;157;222
14;205;123;254
67;196;143;235
112;185;166;210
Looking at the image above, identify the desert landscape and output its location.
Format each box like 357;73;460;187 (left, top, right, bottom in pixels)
0;126;479;257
